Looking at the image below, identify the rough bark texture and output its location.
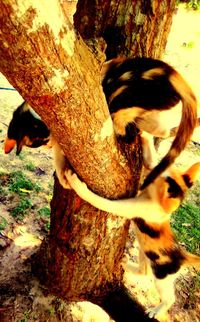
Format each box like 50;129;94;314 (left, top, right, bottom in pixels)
35;178;130;300
74;0;177;59
0;0;177;320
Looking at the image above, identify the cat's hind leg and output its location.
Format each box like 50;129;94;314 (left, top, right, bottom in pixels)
122;248;151;276
147;274;177;321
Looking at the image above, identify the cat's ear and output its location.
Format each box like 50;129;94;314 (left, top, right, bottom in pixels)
182;162;200;188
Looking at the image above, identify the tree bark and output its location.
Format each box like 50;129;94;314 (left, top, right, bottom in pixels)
0;0;177;320
74;0;177;59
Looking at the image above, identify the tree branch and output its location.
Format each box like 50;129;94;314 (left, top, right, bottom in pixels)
0;0;141;198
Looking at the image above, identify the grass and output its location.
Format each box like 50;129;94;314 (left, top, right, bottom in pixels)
0;170;45;221
0;215;7;230
10;198;33;221
38;206;51;217
8;170;41;193
186;273;200;310
171;203;200;254
38;206;51;231
25;161;35;172
44;221;50;231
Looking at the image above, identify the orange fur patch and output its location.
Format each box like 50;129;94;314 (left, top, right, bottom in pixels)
142;67;165;80
4;138;16;153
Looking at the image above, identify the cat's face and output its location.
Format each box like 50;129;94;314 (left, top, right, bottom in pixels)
5;104;50;155
147;163;200;214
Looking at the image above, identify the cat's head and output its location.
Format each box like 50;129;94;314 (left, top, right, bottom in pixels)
4;102;50;155
146;162;200;214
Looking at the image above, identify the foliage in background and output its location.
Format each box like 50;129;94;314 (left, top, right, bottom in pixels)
178;0;200;11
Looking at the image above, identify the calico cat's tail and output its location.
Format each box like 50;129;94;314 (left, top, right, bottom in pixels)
141;71;197;190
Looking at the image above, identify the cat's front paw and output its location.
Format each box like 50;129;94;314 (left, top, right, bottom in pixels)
146;304;168;321
56;170;71;189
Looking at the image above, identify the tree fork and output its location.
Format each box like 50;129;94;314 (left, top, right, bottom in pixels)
74;0;177;59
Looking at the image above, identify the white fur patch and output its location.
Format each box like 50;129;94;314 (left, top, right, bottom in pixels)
29;107;41;120
100;117;114;141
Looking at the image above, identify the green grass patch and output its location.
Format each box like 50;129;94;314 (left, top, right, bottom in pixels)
44;221;50;231
171;203;200;254
0;216;7;230
25;161;35;172
38;206;50;217
10;198;33;221
38;206;51;231
8;171;41;193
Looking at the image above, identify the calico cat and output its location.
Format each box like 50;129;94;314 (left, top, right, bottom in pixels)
123;219;200;321
64;163;200;320
101;57;197;189
4;101;51;155
4;101;69;188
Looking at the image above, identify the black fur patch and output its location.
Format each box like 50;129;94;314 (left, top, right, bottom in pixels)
182;174;193;188
117;123;138;143
166;176;184;199
145;251;160;261
134;218;160;238
102;57;180;115
152;247;185;279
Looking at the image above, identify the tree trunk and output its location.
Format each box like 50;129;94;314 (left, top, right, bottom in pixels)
0;0;177;320
74;0;177;59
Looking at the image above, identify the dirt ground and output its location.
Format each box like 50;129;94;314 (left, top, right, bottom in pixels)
0;4;200;322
